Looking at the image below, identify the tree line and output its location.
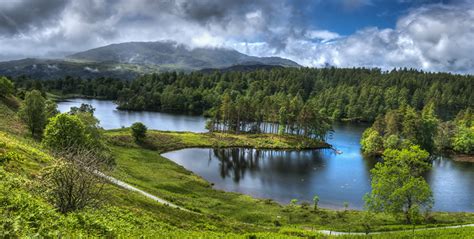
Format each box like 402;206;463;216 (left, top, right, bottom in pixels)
205;93;332;140
12;67;473;122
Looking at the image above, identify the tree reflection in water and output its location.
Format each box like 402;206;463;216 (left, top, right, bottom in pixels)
210;148;332;183
211;148;261;182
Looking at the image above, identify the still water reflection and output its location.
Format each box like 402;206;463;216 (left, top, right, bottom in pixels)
164;124;474;212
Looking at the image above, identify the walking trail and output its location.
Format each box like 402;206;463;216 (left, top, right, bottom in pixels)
96;171;190;211
314;223;474;236
98;171;474;236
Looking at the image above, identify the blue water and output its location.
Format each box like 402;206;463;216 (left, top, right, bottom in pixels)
57;98;207;132
164;124;474;212
58;99;474;212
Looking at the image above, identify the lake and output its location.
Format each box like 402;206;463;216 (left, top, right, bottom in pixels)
163;125;474;212
58;99;474;212
57;98;207;132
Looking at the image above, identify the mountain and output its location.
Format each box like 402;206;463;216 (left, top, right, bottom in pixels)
67;41;299;69
0;41;299;80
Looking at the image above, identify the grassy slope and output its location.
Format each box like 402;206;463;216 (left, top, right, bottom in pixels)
0;97;285;237
105;129;474;233
1;96;473;238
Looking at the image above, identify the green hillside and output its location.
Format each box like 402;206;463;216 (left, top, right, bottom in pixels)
1;95;473;238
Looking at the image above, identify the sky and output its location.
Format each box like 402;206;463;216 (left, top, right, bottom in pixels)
0;0;473;73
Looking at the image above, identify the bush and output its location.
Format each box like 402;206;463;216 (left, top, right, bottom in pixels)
0;76;14;97
44;149;107;214
131;122;147;142
301;201;311;210
43;113;87;150
0;151;23;164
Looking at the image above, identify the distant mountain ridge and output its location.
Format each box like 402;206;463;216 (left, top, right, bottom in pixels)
0;41;299;80
67;41;299;69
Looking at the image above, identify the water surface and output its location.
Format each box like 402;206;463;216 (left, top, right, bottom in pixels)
163;124;474;212
57;98;207;132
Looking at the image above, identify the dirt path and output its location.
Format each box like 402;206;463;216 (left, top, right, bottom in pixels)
97;172;473;235
96;171;190;212
314;223;474;236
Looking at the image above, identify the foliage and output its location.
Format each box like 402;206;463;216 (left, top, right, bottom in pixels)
44;99;59;120
365;146;433;223
43;149;108;213
43;113;87;150
70;103;96;114
0;76;14;97
0;151;23;164
18;90;46;137
360;128;383;155
130;122;147;142
451;109;474;154
68;103;105;150
383;134;400;150
207;93;333;140
360;105;461;155
452;125;474;154
15;68;473;122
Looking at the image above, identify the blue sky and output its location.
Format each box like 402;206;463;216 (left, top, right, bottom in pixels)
308;1;414;34
299;0;453;35
0;0;473;73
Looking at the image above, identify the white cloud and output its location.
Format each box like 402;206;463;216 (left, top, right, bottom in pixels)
305;30;341;42
244;3;474;73
0;0;473;74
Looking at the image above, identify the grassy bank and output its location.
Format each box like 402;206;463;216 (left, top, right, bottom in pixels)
106;128;330;153
46;92;110;101
104;129;474;233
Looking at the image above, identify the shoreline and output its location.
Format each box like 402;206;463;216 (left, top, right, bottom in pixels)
453;154;474;163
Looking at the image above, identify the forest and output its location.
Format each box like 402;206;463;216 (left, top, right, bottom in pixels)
12;67;473;124
360;105;473;155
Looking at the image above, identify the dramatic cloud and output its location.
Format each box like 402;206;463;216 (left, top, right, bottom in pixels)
0;0;473;73
0;0;300;58
302;3;474;73
0;0;68;35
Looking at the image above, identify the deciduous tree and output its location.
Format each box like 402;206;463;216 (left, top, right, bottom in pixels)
19;90;46;137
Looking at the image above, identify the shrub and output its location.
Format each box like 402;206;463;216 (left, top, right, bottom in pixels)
43;113;87;151
0;76;14;97
131;122;147;142
0;151;23;164
43;149;107;214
